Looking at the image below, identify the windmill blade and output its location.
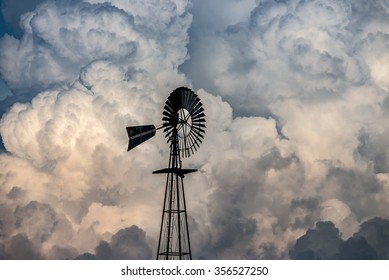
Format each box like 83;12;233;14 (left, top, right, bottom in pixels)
126;125;156;151
192;111;206;121
191;102;204;117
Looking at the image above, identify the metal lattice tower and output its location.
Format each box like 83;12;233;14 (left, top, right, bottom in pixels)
126;87;206;260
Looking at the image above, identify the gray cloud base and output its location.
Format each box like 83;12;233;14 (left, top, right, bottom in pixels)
290;218;389;259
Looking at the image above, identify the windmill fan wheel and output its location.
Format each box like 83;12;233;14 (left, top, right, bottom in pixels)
162;87;206;157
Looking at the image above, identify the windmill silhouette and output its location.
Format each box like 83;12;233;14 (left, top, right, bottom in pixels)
126;87;206;260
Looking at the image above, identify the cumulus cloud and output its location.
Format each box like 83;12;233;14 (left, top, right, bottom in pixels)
180;0;389;258
354;217;389;259
290;221;343;259
0;0;192;259
77;225;153;260
290;218;389;259
0;0;190;95
0;0;389;260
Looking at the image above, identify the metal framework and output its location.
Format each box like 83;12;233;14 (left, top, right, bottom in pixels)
153;130;194;259
126;87;205;260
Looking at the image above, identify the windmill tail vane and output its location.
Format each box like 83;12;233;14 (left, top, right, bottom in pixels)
125;87;206;260
126;124;157;151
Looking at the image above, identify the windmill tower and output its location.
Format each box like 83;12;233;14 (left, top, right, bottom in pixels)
126;87;206;260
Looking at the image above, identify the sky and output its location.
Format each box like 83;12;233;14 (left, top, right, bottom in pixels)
0;0;389;260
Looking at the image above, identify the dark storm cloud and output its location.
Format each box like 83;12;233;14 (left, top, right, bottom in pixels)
337;237;377;260
290;218;389;259
77;225;153;260
290;221;343;260
5;233;42;260
354;218;389;259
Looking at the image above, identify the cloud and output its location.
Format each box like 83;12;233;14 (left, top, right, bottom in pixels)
5;233;42;260
290;221;343;259
77;225;153;260
0;0;389;260
319;198;358;238
0;0;193;259
0;0;190;96
337;236;377;260
181;9;389;245
354;217;389;259
185;0;389;115
180;0;389;259
290;218;389;259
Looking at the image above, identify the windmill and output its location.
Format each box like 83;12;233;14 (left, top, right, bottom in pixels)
126;87;206;260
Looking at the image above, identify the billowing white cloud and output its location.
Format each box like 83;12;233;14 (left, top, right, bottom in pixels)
0;0;193;259
0;0;190;94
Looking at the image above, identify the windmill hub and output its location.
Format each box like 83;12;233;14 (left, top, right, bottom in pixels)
177;108;192;138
